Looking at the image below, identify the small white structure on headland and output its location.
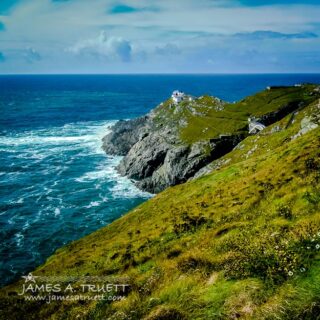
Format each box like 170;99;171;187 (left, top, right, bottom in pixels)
248;117;266;134
172;90;185;103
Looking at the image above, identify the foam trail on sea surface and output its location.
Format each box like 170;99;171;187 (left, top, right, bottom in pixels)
0;119;152;287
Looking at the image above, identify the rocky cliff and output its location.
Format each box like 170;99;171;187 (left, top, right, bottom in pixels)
2;89;320;320
102;85;320;193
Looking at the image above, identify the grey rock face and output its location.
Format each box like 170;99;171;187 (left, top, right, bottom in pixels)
291;116;319;140
117;134;171;180
132;143;212;193
102;116;148;156
101;99;291;193
102;111;245;193
102;91;319;193
259;101;306;126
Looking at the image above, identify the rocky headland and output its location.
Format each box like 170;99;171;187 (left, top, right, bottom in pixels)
2;84;320;320
102;85;320;193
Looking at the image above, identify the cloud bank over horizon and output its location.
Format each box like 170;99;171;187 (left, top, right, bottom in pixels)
0;0;319;74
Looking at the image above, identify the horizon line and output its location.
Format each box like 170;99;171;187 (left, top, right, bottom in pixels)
1;72;320;76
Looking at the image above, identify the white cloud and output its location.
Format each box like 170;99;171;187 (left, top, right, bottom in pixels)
0;0;319;73
23;47;41;63
68;31;132;62
155;43;181;56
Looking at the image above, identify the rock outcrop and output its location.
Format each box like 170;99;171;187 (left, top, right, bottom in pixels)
102;95;245;193
103;111;243;193
102;86;320;193
291;102;320;140
102;116;149;156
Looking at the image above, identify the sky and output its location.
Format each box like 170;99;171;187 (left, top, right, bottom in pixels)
0;0;320;74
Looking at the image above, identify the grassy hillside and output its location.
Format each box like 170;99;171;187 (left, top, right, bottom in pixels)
152;85;318;145
1;90;320;320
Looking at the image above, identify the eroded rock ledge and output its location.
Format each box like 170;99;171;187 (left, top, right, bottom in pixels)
103;117;243;193
102;98;245;193
102;86;320;193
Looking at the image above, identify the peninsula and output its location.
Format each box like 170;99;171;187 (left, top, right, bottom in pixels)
103;85;319;193
1;85;320;320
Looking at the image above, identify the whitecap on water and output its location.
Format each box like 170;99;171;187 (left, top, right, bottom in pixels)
75;156;122;182
84;201;101;209
15;232;24;247
98;193;108;202
1;118;153;287
0;120;116;150
110;180;152;199
22;221;30;231
16;198;24;204
75;155;152;199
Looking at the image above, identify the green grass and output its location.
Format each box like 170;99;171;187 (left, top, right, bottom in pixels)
1;88;320;320
152;84;319;144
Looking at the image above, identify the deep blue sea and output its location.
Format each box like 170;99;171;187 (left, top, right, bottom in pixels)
1;74;320;287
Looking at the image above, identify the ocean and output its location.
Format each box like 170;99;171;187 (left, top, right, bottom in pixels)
1;74;320;287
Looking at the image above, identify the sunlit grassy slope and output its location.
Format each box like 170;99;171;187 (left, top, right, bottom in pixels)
1;88;320;320
152;85;318;144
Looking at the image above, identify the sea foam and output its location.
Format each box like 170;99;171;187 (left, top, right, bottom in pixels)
0;119;152;287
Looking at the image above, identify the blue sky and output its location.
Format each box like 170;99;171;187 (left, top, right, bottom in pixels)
0;0;319;73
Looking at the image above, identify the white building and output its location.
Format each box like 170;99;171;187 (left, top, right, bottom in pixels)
248;117;266;134
172;90;185;104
